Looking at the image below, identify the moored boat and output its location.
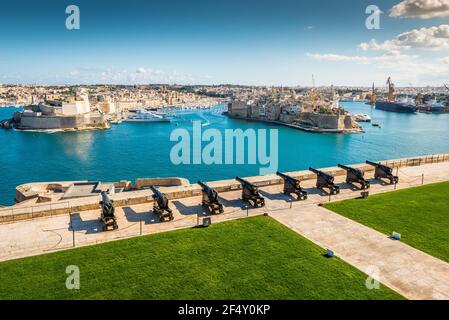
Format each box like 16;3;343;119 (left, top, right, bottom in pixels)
418;98;449;113
124;109;172;122
375;77;417;113
375;100;417;113
354;114;372;122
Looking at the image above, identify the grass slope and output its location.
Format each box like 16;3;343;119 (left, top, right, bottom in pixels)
326;181;449;263
0;216;401;300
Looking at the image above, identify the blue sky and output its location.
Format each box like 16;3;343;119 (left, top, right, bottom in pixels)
1;0;448;86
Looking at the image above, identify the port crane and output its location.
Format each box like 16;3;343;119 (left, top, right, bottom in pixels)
444;84;449;92
369;82;376;105
386;77;395;102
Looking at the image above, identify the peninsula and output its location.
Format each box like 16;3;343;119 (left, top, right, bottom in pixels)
0;89;108;131
226;85;362;133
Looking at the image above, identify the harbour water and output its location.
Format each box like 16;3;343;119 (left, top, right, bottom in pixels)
1;102;449;205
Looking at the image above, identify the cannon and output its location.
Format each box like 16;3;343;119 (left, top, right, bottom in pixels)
338;164;370;190
235;177;265;208
276;171;308;200
309;167;340;195
150;186;174;222
99;191;118;231
366;160;398;184
198;181;224;215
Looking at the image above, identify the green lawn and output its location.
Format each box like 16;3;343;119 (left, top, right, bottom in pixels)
0;216;401;300
326;181;449;263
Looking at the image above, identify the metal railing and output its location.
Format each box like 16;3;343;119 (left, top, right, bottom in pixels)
383;153;449;169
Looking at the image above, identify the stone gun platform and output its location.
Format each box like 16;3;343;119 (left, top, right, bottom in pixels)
2;159;449;300
1;158;449;263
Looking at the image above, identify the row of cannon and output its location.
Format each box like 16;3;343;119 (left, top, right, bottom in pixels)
98;161;398;230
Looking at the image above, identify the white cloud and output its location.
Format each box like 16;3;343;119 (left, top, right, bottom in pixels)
64;67;209;85
440;56;449;64
390;0;449;19
359;24;449;52
306;53;356;61
306;52;417;64
306;51;449;84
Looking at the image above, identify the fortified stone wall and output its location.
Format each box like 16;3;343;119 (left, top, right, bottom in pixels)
227;101;248;118
279;114;296;123
18;113;108;130
297;112;342;130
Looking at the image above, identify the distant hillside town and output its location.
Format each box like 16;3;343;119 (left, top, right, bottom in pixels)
1;83;448;132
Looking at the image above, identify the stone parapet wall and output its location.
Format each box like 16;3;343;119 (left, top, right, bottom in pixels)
2;153;449;223
17;113;108;130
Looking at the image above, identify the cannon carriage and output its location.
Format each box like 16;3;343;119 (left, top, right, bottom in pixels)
338;164;370;190
309;167;340;195
366;160;398;184
276;171;308;200
150;186;174;222
235;177;265;208
99;191;118;231
197;181;224;215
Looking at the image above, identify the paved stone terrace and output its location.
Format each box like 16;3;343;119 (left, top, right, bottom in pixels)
1;162;449;299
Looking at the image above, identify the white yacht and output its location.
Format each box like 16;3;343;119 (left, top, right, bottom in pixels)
124;109;172;122
353;114;372;122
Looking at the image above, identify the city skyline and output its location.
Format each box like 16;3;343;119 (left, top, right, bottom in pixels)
1;0;449;86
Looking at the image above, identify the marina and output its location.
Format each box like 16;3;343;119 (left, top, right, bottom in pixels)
123;109;172;122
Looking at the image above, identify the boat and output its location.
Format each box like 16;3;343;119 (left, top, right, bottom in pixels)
124;109;172;122
375;77;417;113
354;114;372;122
376;99;417;113
418;98;448;113
372;122;382;128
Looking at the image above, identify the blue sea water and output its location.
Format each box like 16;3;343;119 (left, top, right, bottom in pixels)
0;102;448;205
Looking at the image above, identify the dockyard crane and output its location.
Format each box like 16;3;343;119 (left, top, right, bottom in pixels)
444;84;449;92
370;82;376;105
386;77;395;102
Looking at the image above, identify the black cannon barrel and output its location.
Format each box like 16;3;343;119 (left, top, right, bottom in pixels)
338;164;363;176
309;167;334;181
100;191;116;225
100;191;112;205
276;171;298;183
197;180;210;190
198;181;218;198
236;176;257;189
150;185;163;197
366;160;393;173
